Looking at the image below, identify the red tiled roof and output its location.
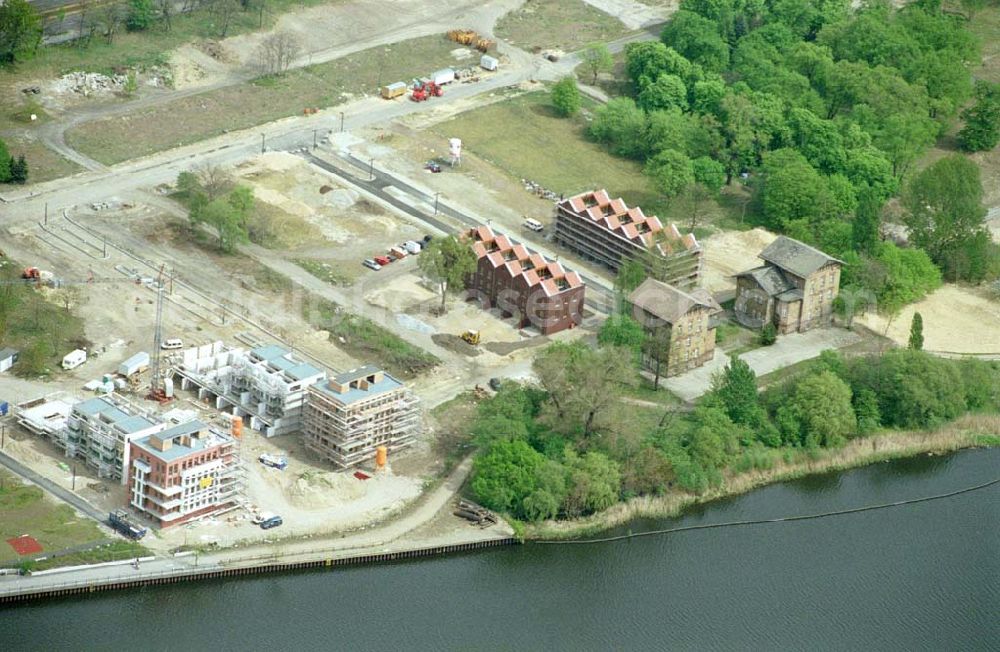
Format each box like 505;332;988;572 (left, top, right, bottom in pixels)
558;190;699;255
467;225;584;296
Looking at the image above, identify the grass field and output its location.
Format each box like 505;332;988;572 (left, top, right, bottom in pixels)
31;540;151;572
66;35;464;165
0;470;105;564
304;297;439;379
0;133;83;186
433;91;664;208
0;261;88;376
495;0;631;53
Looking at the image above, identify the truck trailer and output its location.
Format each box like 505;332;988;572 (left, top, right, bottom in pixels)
109;509;147;540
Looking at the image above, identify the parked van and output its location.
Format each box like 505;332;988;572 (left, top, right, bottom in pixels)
161;338;183;350
523;218;544;232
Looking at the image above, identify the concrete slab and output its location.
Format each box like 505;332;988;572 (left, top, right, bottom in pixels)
662;327;862;402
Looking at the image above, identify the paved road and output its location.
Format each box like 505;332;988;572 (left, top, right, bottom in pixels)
0;448;106;523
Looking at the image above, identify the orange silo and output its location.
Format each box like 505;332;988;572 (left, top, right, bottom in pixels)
375;446;388;469
231;416;243;439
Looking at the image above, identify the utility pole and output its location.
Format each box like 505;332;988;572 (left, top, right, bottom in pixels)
71;465;76;491
1;423;5;449
369;158;374;181
261;133;265;154
434;192;440;215
313;129;317;149
339;112;345;133
44;202;48;225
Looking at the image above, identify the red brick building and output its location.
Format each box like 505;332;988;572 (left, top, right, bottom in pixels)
127;420;240;528
466;225;586;335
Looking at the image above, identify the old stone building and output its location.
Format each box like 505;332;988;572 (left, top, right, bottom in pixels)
627;278;722;377
734;236;843;334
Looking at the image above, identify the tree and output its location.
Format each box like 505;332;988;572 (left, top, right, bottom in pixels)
908;312;924;351
9;154;27;184
597;314;646;353
588;98;648;159
551;77;581;117
787;370;857;447
853;388;881;434
852;187;881;255
642;324;673;390
661;10;730;72
197;191;251;252
210;0;240;38
533;341;635;438
0;138;10;182
903;155;988;281
255;31;301;77
714;356;761;427
644;149;693;198
638;74;688;112
471;439;547;518
958;81;1000;152
417;235;476;313
562;450;621;517
126;0;155;31
615;258;647;295
0;0;42;64
99;1;123;45
759;323;777;345
581;42;613;85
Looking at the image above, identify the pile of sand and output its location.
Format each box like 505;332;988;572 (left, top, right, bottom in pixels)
287;472;365;509
700;228;777;293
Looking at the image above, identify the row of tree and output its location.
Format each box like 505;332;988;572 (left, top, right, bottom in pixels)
175;169;253;252
470;335;1000;521
0;138;29;184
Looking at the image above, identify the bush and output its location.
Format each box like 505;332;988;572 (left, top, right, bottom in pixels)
759;323;777;345
551;77;581;117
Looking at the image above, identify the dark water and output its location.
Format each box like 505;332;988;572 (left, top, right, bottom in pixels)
5;449;999;651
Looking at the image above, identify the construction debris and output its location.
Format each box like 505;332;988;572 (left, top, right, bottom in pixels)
522;178;561;201
51;71;128;97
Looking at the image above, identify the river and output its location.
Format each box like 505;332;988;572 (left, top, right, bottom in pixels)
5;449;999;651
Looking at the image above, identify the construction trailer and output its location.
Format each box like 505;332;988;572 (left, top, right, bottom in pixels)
0;348;18;373
172;341;326;437
302;366;420;469
553;190;703;289
380;82;408;99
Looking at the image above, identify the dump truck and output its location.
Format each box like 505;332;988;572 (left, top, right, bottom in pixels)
461;330;481;345
109;509;147;540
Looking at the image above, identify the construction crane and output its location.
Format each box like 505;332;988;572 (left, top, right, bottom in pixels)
146;264;169;404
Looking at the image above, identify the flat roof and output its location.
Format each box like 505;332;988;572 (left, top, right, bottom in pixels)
314;369;404;405
132;419;228;462
73;397;156;433
250;344;324;380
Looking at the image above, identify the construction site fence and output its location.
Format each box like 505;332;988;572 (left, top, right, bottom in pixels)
0;537;519;604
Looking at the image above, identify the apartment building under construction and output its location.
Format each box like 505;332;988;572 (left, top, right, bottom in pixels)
172;341;326;437
303;366;420;469
554;190;702;288
57;396;166;484
127;420;243;528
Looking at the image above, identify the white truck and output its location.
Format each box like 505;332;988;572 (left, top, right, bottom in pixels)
62;349;87;371
431;68;456;86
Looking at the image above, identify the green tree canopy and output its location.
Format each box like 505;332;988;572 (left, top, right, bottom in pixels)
958;81;1000;152
417;235;477;313
0;0;42;64
645;149;694;198
908;312;924;350
551;77;581;117
581;42;614;85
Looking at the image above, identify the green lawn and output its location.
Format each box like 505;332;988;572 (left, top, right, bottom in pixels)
433;91;664;211
66;35;466;165
495;0;631;53
0;470;106;564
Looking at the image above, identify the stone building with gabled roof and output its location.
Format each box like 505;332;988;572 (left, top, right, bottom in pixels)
628;278;722;377
554;190;702;287
466;225;586;335
734;236;843;334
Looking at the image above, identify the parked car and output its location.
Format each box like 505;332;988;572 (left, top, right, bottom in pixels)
488;377;502;391
422;234;434;245
363;258;382;271
425;161;442;173
404;240;422;254
161;338;184;350
523;218;544;232
260;515;283;530
374;255;392;266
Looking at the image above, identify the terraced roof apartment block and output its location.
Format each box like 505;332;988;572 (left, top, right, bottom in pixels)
303;366;421;469
60;396;166;484
128;420;242;528
554;190;702;287
466;225;586;336
172;342;327;437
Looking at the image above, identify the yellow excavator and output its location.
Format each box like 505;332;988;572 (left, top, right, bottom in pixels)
461;330;481;346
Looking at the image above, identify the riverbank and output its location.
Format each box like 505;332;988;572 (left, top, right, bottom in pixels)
526;414;1000;540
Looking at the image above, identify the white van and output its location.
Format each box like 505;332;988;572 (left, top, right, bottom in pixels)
523;218;544;232
161;338;184;350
